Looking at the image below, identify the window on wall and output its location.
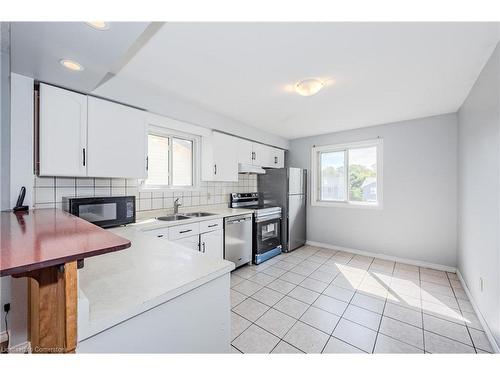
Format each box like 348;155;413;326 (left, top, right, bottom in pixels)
143;130;196;189
311;139;383;208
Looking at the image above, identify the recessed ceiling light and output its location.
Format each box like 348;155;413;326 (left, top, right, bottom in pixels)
60;59;84;71
295;78;325;97
85;21;110;30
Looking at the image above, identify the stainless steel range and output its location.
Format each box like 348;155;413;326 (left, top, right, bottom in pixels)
230;192;282;264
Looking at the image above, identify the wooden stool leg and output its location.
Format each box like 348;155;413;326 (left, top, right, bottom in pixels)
27;261;77;353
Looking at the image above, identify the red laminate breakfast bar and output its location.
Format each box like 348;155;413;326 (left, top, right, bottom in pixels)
0;209;131;353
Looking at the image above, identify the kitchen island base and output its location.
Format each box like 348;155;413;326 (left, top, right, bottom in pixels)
77;273;231;353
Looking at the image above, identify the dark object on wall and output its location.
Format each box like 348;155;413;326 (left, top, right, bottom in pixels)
13;186;29;212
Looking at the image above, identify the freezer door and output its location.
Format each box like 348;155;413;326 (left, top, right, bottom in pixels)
287;194;306;251
288;168;305;195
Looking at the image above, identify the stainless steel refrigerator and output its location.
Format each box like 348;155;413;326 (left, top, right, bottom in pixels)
257;167;307;252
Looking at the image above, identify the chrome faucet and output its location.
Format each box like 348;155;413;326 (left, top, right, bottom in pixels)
174;197;182;214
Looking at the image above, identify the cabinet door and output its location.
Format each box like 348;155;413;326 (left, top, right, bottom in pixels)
235;137;253;165
201;134;216;181
212;132;238;181
87;97;147;178
172;234;200;252
200;230;223;259
39;84;88;177
270;148;285;168
252;143;274;168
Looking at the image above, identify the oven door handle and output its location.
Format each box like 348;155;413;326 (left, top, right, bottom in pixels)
254;214;282;223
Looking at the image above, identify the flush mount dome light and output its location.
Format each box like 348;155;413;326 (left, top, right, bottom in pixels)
295;78;325;97
60;59;84;71
85;21;110;30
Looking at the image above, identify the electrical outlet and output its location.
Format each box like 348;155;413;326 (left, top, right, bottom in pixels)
480;277;484;292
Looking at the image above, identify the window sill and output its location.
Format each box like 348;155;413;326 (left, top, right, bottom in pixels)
311;200;383;210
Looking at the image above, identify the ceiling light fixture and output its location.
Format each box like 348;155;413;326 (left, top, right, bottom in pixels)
85;21;110;30
60;59;84;71
294;78;325;97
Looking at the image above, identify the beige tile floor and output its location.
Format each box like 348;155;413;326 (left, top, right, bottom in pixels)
230;245;493;354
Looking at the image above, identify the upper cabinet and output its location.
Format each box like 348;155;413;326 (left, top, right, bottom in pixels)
87;97;147;178
237;138;285;169
201;132;239;181
270;147;285;168
38;84;147;178
39;84;88;177
235;137;254;165
202;131;286;181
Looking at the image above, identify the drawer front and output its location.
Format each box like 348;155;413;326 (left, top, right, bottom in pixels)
143;228;169;239
168;222;200;240
199;218;223;233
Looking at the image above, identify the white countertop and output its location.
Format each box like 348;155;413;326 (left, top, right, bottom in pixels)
77;224;235;341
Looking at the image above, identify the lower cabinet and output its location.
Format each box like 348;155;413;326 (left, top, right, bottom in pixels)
200;229;223;258
172;234;200;252
149;219;224;259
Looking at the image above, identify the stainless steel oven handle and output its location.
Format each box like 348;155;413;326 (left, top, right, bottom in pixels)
255;214;282;223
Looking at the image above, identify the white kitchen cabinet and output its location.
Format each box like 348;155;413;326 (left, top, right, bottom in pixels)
172;234;200;252
200;229;223;259
39;83;88;177
87;97;147;178
252;142;275;168
270;148;285;168
201;132;238;181
235;137;254;165
145;218;224;259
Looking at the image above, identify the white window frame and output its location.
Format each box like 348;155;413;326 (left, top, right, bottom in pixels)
311;138;383;209
140;124;201;192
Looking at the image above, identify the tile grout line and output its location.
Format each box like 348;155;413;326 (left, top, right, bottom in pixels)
231;247;482;354
447;271;478;353
321;255;377;353
370;259;395;353
233;249;325;352
419;265;427;353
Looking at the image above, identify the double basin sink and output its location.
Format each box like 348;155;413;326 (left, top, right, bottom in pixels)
156;212;216;222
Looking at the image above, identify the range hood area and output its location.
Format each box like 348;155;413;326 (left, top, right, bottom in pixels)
238;163;266;174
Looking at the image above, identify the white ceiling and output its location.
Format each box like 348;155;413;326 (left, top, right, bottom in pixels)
99;22;500;139
10;22;500;139
10;22;150;92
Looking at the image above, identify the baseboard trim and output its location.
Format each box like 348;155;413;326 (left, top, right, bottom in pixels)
305;240;457;273
456;269;500;353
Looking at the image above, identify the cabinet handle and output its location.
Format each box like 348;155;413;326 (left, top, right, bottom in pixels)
274;156;278;164
146;156;149;171
214;164;217;175
208;224;218;228
179;229;192;234
82;148;86;166
157;234;164;238
202;242;206;253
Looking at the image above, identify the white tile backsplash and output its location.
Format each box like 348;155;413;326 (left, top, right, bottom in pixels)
32;174;258;213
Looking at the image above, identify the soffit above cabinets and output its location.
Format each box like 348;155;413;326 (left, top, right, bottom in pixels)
10;22;151;93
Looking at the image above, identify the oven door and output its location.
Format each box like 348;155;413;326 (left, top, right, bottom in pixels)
254;214;282;255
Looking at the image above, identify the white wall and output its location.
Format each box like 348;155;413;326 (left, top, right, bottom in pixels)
0;25;11;335
289;113;458;268
457;42;500;346
93;77;289;150
3;73;34;348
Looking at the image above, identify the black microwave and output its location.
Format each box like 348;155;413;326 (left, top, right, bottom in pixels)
63;196;136;228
